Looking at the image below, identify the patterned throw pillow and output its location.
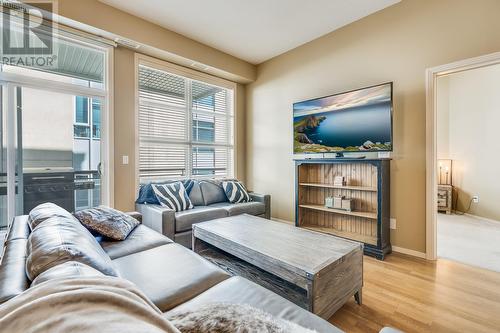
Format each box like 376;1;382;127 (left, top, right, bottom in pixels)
222;180;252;203
152;182;194;212
136;179;194;205
74;206;140;241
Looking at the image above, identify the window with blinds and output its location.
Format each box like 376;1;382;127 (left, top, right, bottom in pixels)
138;64;234;181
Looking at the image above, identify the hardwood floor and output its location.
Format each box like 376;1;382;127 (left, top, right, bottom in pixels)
328;253;500;333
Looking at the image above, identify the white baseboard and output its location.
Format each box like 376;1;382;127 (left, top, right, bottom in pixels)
392;246;426;259
463;213;500;224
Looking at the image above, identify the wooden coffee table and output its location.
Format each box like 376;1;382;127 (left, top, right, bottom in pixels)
192;214;363;319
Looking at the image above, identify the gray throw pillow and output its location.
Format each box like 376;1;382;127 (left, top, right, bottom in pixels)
74;206;140;241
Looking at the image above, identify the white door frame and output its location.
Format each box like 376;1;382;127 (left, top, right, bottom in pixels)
425;51;500;260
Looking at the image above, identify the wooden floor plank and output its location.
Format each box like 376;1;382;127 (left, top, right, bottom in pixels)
328;253;500;333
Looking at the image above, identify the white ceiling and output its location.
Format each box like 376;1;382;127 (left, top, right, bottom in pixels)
100;0;400;65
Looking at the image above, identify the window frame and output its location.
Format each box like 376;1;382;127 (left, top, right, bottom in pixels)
135;54;237;186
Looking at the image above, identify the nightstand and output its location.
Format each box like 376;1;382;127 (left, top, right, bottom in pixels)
438;184;452;214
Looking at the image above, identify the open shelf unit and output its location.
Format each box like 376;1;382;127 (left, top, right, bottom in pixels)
295;159;391;259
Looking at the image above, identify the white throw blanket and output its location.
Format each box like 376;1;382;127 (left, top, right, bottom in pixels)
0;277;180;333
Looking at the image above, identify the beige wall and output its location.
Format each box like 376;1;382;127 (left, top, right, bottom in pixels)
56;1;252;211
113;47;137;211
437;64;500;221
246;0;500;252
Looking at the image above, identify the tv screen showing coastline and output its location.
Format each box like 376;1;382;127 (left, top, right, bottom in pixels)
293;83;393;154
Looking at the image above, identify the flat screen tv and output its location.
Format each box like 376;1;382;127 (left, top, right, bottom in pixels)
293;82;393;154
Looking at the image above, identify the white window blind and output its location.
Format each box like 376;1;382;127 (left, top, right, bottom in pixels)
138;64;234;181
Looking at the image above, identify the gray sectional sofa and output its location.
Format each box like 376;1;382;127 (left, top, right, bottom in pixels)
136;179;271;248
0;204;342;333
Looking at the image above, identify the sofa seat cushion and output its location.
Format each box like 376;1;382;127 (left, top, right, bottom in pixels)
26;216;119;280
99;224;173;259
175;206;227;233
31;261;104;287
112;244;229;312
166;276;342;333
209;202;266;217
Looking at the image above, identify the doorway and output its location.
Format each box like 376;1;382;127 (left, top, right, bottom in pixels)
426;52;500;271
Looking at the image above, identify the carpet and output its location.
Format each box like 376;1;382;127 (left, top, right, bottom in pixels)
438;213;500;272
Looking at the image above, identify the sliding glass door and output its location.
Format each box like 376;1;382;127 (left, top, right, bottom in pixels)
0;80;107;228
0;52;111;230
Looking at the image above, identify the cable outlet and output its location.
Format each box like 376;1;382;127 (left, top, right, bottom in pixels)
390;218;396;229
472;196;479;203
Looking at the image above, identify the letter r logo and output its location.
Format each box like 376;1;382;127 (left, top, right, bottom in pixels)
2;1;53;55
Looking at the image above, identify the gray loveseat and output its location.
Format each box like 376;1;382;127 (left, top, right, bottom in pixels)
136;179;271;248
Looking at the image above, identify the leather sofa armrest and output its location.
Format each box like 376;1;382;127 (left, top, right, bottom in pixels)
135;204;175;240
249;193;271;219
125;211;142;223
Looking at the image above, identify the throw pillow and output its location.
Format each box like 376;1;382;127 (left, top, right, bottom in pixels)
74;206;140;241
136;179;194;204
152;182;194;212
165;302;317;333
222;180;252;203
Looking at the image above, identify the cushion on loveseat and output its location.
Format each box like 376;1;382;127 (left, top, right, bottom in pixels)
26;216;119;280
112;243;230;311
174;206;227;232
187;181;204;206
209;202;266;217
198;180;229;205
